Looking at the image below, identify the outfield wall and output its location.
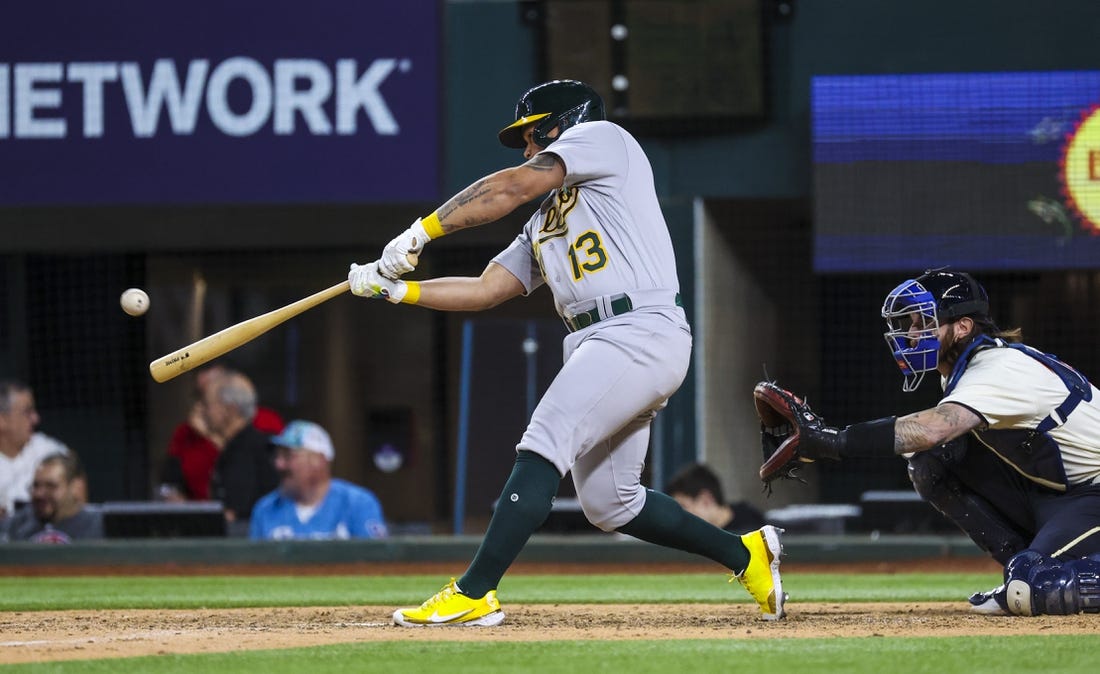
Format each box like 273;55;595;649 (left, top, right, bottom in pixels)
0;534;988;568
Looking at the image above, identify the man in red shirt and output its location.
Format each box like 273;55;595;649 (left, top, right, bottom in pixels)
158;365;284;501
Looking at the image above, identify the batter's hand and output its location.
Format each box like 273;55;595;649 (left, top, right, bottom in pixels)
348;262;409;304
378;218;430;279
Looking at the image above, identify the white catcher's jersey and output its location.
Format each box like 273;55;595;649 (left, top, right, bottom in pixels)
940;347;1100;486
492;121;680;317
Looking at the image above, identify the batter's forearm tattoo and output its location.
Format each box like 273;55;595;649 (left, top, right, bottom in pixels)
437;155;558;233
438;179;492;232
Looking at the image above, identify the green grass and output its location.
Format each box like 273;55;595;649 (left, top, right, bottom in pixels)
4;637;1099;674
0;572;1004;611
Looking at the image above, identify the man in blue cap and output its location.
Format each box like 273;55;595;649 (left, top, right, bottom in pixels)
250;420;388;540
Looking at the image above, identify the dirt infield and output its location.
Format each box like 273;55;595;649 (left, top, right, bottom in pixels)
5;557;1088;664
2;602;1097;664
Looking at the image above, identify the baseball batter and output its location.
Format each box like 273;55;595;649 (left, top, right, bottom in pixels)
348;80;785;626
775;270;1100;615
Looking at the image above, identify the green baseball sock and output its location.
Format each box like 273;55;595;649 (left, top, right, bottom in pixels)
457;451;561;599
617;489;751;573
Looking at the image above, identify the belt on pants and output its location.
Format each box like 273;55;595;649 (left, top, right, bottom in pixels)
563;292;682;332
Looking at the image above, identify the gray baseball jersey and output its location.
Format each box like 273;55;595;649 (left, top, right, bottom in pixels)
494;120;681;314
492;120;691;531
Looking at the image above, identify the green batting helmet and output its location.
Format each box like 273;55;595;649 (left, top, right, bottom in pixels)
498;80;605;149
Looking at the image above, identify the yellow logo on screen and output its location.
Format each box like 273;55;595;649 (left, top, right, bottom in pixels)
1062;105;1100;234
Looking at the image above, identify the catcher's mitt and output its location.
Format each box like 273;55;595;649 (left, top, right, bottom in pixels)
753;381;827;487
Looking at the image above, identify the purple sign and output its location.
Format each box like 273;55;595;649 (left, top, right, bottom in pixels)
0;1;440;205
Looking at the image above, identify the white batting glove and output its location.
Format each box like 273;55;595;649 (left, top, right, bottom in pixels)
378;218;430;279
348;262;408;304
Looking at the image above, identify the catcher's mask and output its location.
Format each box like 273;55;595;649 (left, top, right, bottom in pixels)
498;80;605;149
881;270;989;392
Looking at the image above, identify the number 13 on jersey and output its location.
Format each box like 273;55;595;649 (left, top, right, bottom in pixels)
568;230;608;280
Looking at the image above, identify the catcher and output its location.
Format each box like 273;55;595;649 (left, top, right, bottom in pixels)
754;269;1100;616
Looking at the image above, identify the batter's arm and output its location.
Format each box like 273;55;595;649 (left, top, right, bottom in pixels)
435;154;565;234
894;402;984;454
413;262;526;312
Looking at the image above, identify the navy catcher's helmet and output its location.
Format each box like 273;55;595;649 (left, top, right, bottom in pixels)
913;270;989;322
880;270;989;392
498;80;605;149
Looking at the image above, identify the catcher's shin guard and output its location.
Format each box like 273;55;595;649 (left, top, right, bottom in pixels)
907;448;1028;564
1004;552;1100;616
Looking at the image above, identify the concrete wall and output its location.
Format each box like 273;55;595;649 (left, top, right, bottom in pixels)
695;199;818;506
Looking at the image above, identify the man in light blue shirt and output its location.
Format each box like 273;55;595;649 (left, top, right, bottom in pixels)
249;420;388;540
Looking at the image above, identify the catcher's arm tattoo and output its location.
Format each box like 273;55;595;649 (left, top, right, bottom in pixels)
436;154;565;234
894;402;983;454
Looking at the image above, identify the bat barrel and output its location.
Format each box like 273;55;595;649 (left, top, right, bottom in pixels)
148;280;350;383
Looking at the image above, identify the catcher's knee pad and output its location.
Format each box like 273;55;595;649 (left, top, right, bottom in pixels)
906;450;1026;564
906;450;947;499
906;439;968;496
1005;551;1100;616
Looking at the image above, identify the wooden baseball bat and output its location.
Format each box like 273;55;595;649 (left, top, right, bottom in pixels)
149;256;416;383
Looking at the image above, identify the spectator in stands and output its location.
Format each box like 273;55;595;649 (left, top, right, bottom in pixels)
158;364;284;502
203;370;279;535
5;452;102;543
665;463;766;534
250;420;388;540
0;379;70;519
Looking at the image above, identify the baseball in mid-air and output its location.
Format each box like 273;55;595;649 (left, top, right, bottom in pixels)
120;288;150;316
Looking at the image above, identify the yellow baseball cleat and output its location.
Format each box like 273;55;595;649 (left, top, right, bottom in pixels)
733;525;787;620
392;578;505;627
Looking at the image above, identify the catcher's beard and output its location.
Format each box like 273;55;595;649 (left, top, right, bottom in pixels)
939;316;1010;371
938;322;972;371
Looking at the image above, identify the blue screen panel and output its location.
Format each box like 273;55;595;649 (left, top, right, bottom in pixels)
813;71;1100;272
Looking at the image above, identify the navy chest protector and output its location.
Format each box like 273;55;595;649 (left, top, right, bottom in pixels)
943;336;1094;491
